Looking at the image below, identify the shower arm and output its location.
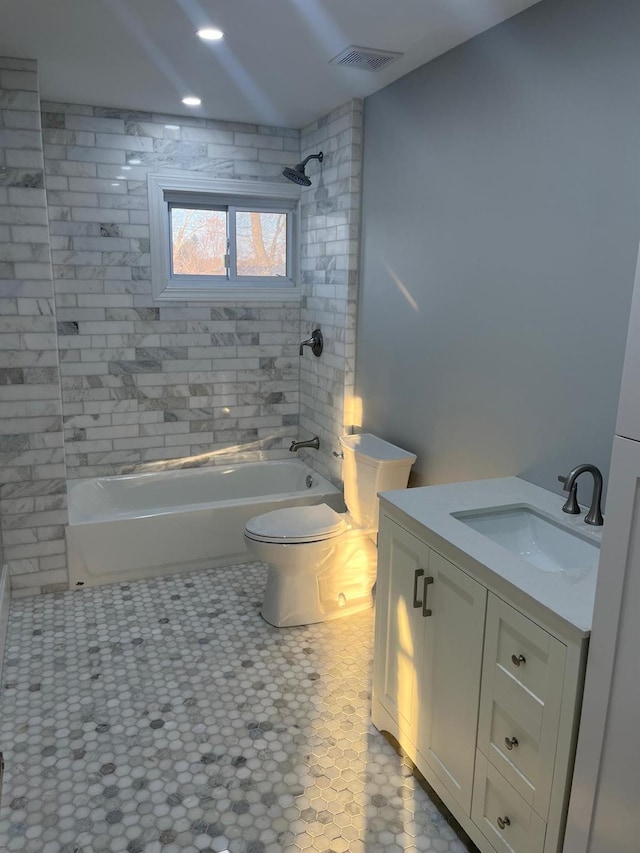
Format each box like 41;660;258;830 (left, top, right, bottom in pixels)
299;152;323;169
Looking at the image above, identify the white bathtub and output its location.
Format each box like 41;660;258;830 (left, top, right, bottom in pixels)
66;460;343;588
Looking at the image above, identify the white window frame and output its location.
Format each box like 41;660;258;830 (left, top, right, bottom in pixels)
148;171;301;302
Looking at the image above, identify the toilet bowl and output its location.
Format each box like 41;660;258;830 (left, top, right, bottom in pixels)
244;434;416;628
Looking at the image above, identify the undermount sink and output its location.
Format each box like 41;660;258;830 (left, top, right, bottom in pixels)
452;505;600;573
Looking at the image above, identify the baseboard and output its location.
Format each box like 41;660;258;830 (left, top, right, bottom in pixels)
0;564;10;678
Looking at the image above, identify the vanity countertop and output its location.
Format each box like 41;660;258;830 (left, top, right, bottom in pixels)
379;476;602;637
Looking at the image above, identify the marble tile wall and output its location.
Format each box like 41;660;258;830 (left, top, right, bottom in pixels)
0;58;69;597
298;100;363;484
0;60;365;594
41;101;302;480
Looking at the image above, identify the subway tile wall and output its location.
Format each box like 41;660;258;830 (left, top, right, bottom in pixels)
0;59;69;597
298;100;363;483
0;54;364;595
41;101;302;481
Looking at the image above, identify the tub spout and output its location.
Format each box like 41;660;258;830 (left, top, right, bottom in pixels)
290;436;320;452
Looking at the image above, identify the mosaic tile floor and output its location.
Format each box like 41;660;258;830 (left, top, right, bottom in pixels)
0;562;471;853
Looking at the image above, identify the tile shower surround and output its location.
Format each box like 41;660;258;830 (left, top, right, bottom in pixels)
41;101;302;482
299;102;363;484
0;52;364;595
0;561;472;853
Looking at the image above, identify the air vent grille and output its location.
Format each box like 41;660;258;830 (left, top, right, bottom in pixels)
330;45;403;73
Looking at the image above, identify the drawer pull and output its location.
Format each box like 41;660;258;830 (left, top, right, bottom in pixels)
511;653;526;667
497;816;511;830
504;736;519;750
422;576;434;617
412;568;424;608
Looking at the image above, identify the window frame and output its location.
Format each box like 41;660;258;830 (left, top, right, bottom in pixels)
148;171;301;302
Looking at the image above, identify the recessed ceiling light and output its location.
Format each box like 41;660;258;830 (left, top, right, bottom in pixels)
182;96;202;107
127;158;141;165
111;182;120;187
115;175;126;180
164;124;180;130
197;27;224;41
121;165;132;171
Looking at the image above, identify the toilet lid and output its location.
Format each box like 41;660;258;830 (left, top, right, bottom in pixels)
244;504;347;543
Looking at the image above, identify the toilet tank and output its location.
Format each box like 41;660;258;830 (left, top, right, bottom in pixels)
339;433;417;529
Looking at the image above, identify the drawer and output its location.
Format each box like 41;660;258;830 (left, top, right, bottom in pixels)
472;751;547;853
478;595;566;815
486;594;566;703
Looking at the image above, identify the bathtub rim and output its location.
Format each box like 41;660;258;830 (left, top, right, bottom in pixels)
66;458;341;525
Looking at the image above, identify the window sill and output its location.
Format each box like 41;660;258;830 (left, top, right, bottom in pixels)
154;286;303;303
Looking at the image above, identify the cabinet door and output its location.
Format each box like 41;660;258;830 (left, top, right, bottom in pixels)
373;516;430;747
417;550;487;813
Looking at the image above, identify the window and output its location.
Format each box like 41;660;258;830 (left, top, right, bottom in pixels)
148;172;300;301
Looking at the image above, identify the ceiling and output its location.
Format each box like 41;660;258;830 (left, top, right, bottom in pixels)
1;0;541;128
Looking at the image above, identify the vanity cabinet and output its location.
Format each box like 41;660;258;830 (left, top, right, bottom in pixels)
373;507;587;853
374;521;486;812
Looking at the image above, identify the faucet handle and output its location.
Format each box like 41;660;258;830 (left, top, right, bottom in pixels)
558;474;580;514
299;329;323;357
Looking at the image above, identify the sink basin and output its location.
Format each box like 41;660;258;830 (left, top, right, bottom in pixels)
452;505;600;572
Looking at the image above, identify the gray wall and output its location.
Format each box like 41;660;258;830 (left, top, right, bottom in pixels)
356;0;640;495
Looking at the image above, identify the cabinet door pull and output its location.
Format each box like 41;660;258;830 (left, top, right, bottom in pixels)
497;816;511;830
422;576;434;617
412;568;424;608
511;653;526;667
504;736;519;750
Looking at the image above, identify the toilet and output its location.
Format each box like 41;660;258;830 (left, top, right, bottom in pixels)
244;433;416;627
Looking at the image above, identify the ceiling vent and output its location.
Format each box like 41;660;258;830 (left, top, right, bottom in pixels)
330;45;403;73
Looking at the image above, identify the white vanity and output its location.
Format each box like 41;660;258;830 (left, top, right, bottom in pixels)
372;477;601;853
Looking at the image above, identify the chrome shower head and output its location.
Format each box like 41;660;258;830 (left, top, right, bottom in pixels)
282;151;323;186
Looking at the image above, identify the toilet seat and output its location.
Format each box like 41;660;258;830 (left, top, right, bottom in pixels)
244;504;347;544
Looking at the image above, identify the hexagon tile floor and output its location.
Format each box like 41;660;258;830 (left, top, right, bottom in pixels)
0;561;472;853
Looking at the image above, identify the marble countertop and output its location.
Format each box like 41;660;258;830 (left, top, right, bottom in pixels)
379;476;602;637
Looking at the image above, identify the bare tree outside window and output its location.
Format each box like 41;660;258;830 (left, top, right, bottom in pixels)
236;211;287;277
171;208;227;275
170;207;288;279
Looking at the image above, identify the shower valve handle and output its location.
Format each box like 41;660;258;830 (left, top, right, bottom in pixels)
299;329;323;357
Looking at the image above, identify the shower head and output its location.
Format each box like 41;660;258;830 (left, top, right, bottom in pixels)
282;165;312;187
282;151;323;186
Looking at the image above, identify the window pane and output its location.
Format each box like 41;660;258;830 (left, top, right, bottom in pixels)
171;207;227;275
236;211;287;277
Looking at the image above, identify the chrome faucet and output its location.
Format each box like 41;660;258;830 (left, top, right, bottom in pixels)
289;435;320;452
558;464;604;526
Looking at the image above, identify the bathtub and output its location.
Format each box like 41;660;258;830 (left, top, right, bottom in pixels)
66;460;343;588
